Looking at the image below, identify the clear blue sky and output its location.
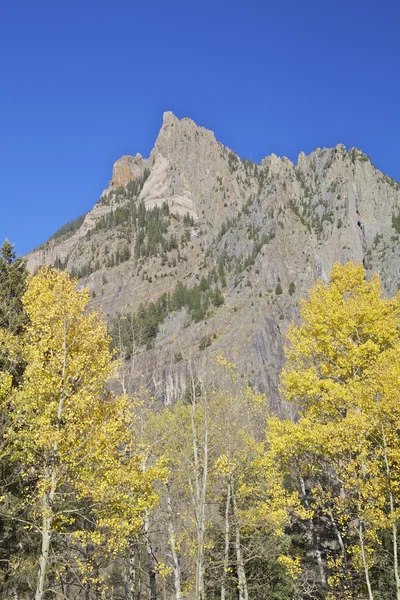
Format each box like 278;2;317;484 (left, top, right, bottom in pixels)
1;0;399;255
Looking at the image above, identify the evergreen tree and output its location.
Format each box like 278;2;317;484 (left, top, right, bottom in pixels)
171;282;188;310
0;242;28;595
212;286;224;307
199;276;209;292
0;240;28;335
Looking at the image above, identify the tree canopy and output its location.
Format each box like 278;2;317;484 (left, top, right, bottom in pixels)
2;258;400;599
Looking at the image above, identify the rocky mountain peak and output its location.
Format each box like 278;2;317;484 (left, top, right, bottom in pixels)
25;112;400;412
154;111;217;157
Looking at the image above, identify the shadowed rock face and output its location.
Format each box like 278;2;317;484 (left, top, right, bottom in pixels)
26;113;400;413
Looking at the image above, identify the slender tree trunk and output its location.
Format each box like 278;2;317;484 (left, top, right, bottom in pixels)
221;482;231;600
144;513;157;600
35;500;53;600
191;385;202;600
127;548;137;600
166;484;183;600
357;441;375;600
189;378;208;600
298;471;327;587
198;414;208;600
136;542;142;600
35;465;58;600
35;317;67;600
358;519;374;600
231;480;248;600
126;537;139;600
381;423;400;600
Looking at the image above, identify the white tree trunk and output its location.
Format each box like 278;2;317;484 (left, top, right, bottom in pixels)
221;482;231;600
189;375;208;600
358;520;374;600
126;537;139;600
298;472;327;587
35;505;53;600
231;480;248;600
35;317;67;600
144;513;157;600
166;484;183;600
381;423;400;600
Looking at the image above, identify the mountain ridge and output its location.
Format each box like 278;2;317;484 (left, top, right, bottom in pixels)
26;112;400;412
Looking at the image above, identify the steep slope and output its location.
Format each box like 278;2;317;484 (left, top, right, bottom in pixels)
26;113;400;412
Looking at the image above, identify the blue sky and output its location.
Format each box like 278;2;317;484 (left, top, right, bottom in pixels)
1;0;399;255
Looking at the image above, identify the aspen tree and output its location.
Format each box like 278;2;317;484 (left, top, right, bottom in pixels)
0;268;159;599
277;262;400;599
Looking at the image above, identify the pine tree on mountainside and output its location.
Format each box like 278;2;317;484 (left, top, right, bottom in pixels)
0;240;28;386
0;240;30;597
0;239;28;335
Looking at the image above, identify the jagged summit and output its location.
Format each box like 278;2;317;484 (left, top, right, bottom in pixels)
26;112;400;411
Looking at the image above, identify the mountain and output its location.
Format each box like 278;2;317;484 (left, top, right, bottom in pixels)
26;112;400;413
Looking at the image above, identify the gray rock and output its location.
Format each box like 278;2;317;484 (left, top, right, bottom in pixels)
26;113;400;412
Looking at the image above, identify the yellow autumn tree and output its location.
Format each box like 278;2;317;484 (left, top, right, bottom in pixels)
210;357;300;600
144;357;299;600
272;262;400;600
0;268;159;599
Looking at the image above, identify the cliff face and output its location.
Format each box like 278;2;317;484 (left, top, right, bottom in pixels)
109;153;150;189
26;113;400;412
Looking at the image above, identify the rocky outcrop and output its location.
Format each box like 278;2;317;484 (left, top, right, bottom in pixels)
26;113;400;412
109;153;150;189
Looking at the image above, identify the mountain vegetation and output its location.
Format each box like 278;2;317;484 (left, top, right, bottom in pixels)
4;112;400;598
2;237;400;599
